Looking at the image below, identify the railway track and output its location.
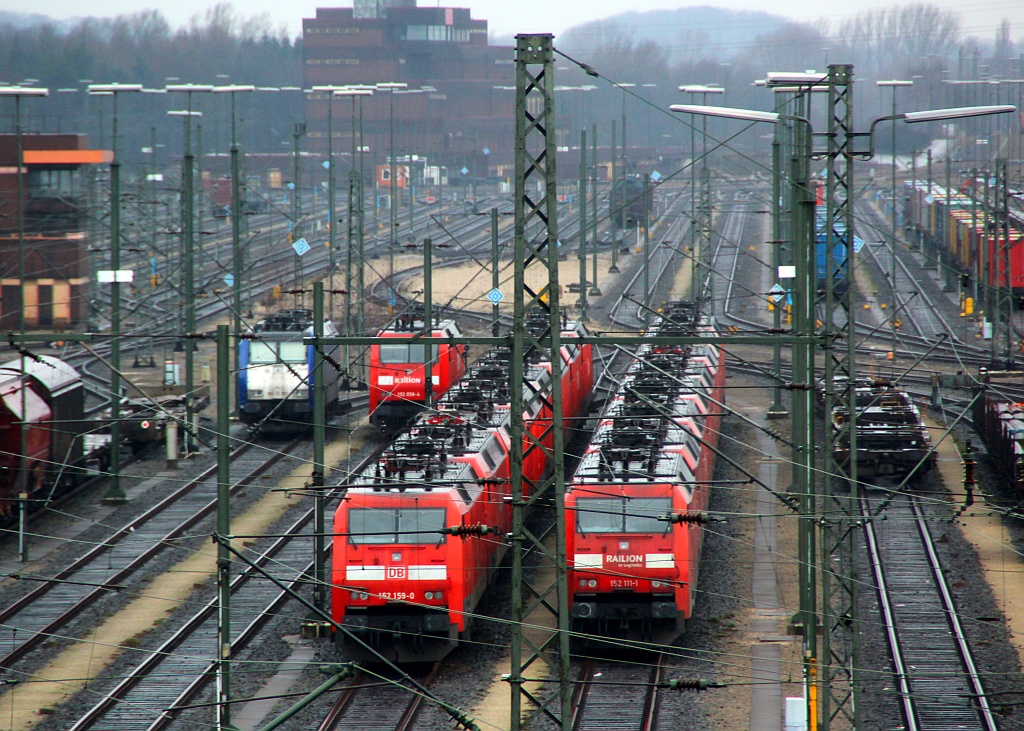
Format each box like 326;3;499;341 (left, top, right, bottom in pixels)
69;507;317;730
571;656;663;731
861;490;998;731
61;413;376;730
318;666;438;731
0;433;310;671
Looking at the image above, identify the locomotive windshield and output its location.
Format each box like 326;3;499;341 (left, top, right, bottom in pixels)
348;507;447;544
249;340;307;364
378;342;439;364
575;497;672;534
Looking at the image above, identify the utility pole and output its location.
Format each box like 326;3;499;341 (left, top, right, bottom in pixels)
213;84;254;406
590;124;600;296
423;237;433;411
642;173;650;318
312;282;327;612
578;128;588;319
293;121;307;290
509;34;571;730
820;64;860;730
994;158;1014;366
491;207;500;336
609;118;619;273
168;83;213;455
768;126;787;418
215;323;233;731
3;86;48;561
87;85;139;505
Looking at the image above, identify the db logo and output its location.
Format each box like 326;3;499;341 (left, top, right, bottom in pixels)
386;566;407;579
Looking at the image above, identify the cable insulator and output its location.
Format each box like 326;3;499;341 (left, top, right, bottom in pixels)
442;524;492;537
664;678;724;691
659;511;712;524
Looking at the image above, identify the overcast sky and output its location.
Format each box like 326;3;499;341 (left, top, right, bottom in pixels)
3;0;1022;41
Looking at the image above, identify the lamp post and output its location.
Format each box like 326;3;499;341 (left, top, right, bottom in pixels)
336;88;373;347
679;84;724;304
88;83;142;505
671;96;1015;731
377;82;407;312
213;84;254;403
292;120;307;291
167;84;212;454
0;85;48;562
310;85;347;320
877;80;913;365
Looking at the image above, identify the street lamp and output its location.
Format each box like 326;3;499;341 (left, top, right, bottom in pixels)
212;84;254;408
877;79;914;365
310;85;347;320
377;82;407;312
0;85;48;562
167;94;208;456
678;84;724;304
335;88;373;353
88;83;142;505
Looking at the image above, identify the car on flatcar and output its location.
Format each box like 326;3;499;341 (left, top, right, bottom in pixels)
831;380;934;482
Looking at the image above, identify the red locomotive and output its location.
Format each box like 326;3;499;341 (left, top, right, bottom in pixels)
332;318;593;661
566;301;725;643
368;307;468;435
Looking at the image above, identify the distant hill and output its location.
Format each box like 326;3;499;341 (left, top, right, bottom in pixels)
0;10;78;31
556;6;792;62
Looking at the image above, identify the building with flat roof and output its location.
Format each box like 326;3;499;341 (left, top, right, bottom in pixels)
0;134;109;330
302;2;514;181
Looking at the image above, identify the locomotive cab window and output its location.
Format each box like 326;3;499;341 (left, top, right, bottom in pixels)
249;342;278;364
576;497;671;534
278;342;307;363
378;342;439;364
249;341;305;364
349;508;447;544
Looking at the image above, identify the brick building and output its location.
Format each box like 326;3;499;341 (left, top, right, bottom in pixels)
302;1;514;179
0;134;108;330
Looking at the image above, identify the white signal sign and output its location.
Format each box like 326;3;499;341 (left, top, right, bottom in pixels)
292;237;311;256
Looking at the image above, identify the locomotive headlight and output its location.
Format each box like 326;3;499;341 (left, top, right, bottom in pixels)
425;591;434;600
651;581;662;588
435;591;442;600
349;591;360;600
579;579;587;587
358;592;369;600
587;579;598;588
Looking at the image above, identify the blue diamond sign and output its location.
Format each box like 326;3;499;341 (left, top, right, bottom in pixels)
223;274;235;287
651;170;662;182
487;288;504;304
461;166;469;175
292;237;311;256
768;283;786;305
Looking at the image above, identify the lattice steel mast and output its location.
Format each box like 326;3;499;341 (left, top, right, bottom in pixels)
508;33;573;731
